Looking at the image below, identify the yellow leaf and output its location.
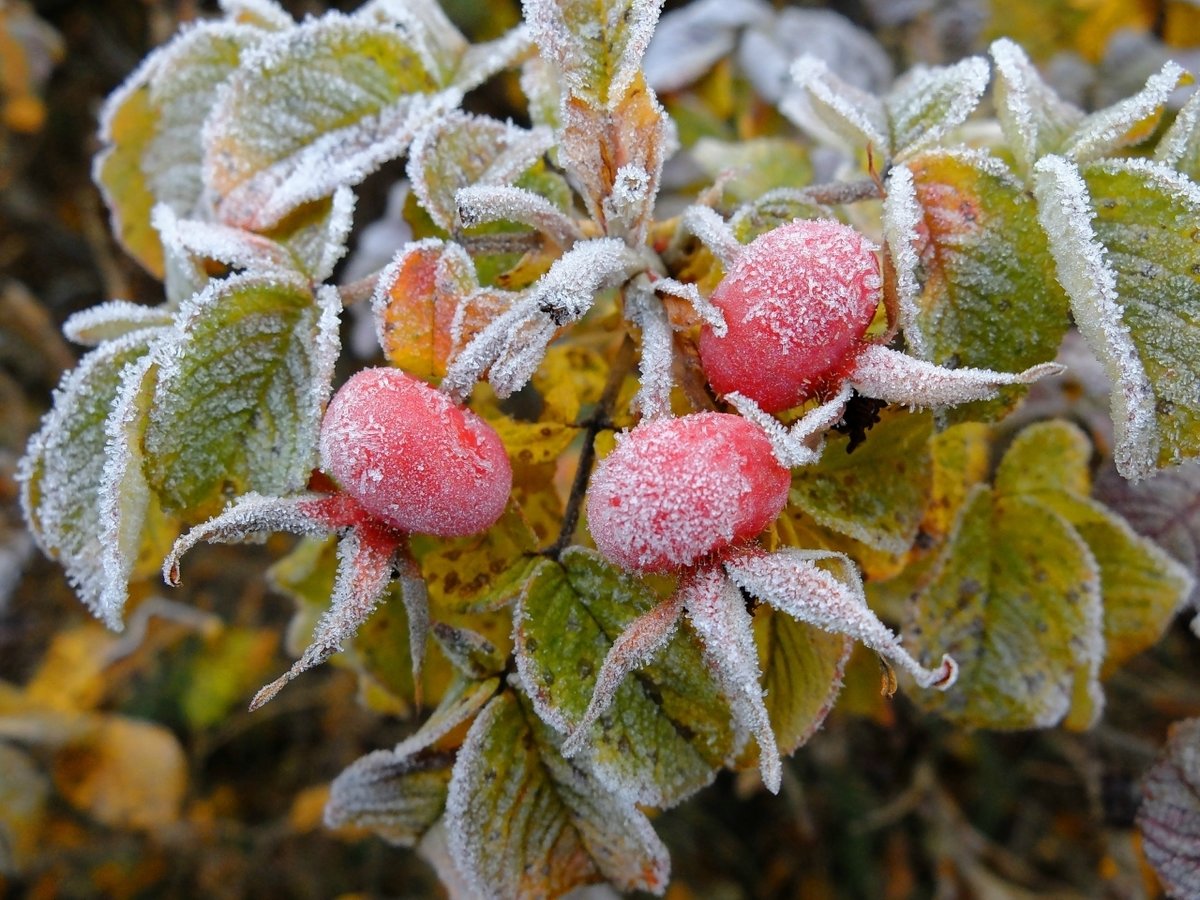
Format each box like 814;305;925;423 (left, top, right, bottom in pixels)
24;625;118;714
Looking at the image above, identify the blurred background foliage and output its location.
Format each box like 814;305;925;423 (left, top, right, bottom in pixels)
1;0;1199;897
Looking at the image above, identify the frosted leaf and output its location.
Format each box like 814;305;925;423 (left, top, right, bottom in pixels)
515;550;735;808
623;280;675;421
203;13;455;230
524;237;641;324
95;354;157;630
880;165;927;357
93;21;262;275
519;56;561;131
445;688;671;897
154;204;295;274
452;26;532;97
62;301;174;347
1138;717;1200;900
725;548;957;691
522;0;663;109
1032;155;1158;479
850;344;1064;410
397;555;431;702
729;188;832;244
17;330;158;624
251;521;401;710
679;204;742;270
1155;88;1200;180
144;272;339;513
558;590;687;759
642;0;770;92
455;185;582;248
603;164;655;242
153;204;212;305
397;677;502;759
653;276;726;334
324;746;452;847
407;112;555;231
682;565;781;794
440;296;542;402
357;0;467;81
218;0;292;29
726;385;852;468
989;39;1083;178
1064;61;1187;164
267;185;357;283
557;78;669;233
886;56;990;158
431;624;506;679
784;55;890;155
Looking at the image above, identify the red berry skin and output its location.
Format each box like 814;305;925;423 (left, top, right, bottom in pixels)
587;413;790;573
698;219;883;412
319;368;512;537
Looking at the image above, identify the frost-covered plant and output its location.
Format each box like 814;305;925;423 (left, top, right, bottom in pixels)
16;0;1200;895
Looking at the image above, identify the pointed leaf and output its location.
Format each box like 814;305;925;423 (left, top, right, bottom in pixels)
203;13;450;230
94;22;262;275
515;549;735;807
408;111;554;231
784;55;890;155
62;301;175;347
145;276;339;515
908;485;1104;729
445;688;671;898
325;747;453;846
789;409;933;554
1155;89;1200;181
1064;61;1189;163
989;38;1083;178
884;152;1070;420
886;57;990;158
523;0;662;108
18;331;158;624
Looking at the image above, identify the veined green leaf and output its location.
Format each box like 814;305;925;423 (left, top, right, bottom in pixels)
886;57;990;158
94;22;262;275
18;330;161;626
908;485;1104;729
1034;155;1200;477
203;13;449;230
730;190;831;244
884;151;1069;421
790;409;933;554
445;687;670;898
753;605;851;757
144;275;340;516
514;548;735;808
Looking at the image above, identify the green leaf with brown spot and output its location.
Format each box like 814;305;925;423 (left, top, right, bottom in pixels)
515;548;735;807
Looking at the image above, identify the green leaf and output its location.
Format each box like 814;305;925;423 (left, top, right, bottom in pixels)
408;111;553;231
1063;61;1189;164
203;13;447;229
994;419;1093;498
691;137;812;205
523;0;662;108
886;57;990;158
94;22;261;275
144;276;339;516
445;687;671;898
515;548;735;807
1034;156;1200;477
989;38;1082;179
263;186;356;283
790;409;933;554
884;151;1070;422
786;56;890;155
18;331;159;625
1155;89;1200;181
909;485;1104;729
753;605;851;757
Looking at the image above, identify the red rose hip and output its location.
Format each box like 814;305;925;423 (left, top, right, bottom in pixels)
587;412;790;572
319;368;511;536
698;219;883;412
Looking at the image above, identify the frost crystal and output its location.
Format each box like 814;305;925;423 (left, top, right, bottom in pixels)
679;204;742;270
1155;88;1200;174
886;57;990;157
784;55;890;154
1032;155;1158;480
1065;60;1187;164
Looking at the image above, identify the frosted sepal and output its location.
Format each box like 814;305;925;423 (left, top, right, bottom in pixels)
850;344;1064;409
250;521;401;709
1064;60;1188;164
724;548;958;691
682;565;781;794
455;185;582;248
397;554;431;707
625;280;675;421
559;589;687;758
654;276;726;335
679;204;742;270
726;385;852;468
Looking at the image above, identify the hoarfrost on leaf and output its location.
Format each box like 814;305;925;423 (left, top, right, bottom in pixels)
219;0;293;30
885;56;990;158
989;39;1083;178
62;301;174;347
455;184;582;248
1155;88;1200;180
880;164;928;358
1064;60;1189;164
784;55;890;155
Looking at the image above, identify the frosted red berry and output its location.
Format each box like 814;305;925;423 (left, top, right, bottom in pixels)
319;368;511;536
587;413;790;573
698;219;883;412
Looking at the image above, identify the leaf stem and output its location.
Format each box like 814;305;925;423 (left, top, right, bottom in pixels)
337;272;381;306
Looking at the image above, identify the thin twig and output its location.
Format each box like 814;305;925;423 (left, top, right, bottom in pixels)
543;334;637;558
337;272;381;307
